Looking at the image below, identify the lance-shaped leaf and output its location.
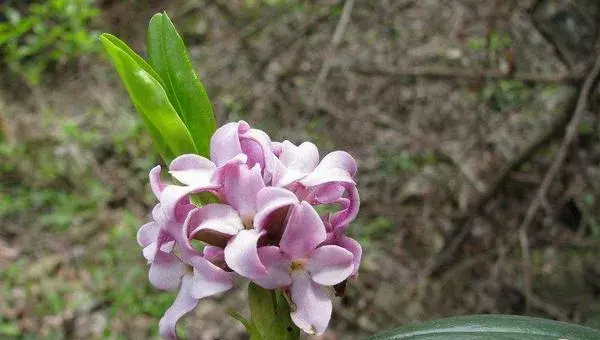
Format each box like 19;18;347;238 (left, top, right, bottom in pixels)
367;314;600;340
100;33;197;163
147;12;215;158
248;283;300;340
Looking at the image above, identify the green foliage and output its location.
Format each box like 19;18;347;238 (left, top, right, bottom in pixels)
96;212;176;320
101;12;216;164
236;283;299;340
368;315;600;340
350;216;395;248
147;13;215;158
467;31;511;53
481;79;534;112
0;0;100;84
100;33;198;163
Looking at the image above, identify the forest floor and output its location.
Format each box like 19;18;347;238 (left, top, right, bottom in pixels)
1;0;600;339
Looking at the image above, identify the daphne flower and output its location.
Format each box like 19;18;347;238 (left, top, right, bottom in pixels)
253;201;354;334
137;119;362;339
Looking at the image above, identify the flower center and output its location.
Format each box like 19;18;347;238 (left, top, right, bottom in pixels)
289;259;306;272
241;215;254;229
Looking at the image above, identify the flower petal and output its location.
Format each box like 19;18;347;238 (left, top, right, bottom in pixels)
329;185;360;230
272;141;320;187
315;151;357;178
241;127;276;181
289;271;332;335
149;165;166;199
224;229;268;280
187;256;234;299
184;205;244;248
280;201;326;259
203;245;225;264
169;154;216;186
221;164;264;222
300;167;355;188
307;245;353;286
254;187;299;232
337;235;362;277
279;141;319;174
137;221;159;248
210;122;243;166
158;275;199;340
149;250;186;291
160;184;219;222
253;246;292;289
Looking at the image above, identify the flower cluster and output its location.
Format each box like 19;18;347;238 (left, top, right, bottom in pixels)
137;121;362;339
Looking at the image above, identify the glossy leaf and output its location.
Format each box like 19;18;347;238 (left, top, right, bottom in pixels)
247;283;300;340
100;33;197;162
367;315;600;340
147;12;215;158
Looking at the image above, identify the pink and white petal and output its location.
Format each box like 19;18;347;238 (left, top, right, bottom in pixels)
253;246;292;289
329;185;360;230
224;229;268;280
169;154;216;186
210;122;243;166
311;183;345;204
300;167;355;188
137;221;159;247
174;203;196;224
242;128;276;179
203;245;225;263
337;235;362;277
315;151;357;178
221;164;264;221
142;243;157;263
271;141;283;156
149;165;166;199
152;203;167;225
280;202;326;259
210;153;248;184
149;251;186;291
279;141;319;174
289;272;332;335
158;275;199;340
306;245;354;286
187;256;234;299
160;184;219;221
272;164;309;188
185;204;244;248
254;187;298;232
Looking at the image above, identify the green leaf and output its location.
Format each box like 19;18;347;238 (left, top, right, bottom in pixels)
147;12;215;158
248;283;299;340
100;33;197;162
100;33;166;90
367;315;600;340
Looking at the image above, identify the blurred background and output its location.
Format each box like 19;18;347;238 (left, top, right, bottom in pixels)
1;0;600;339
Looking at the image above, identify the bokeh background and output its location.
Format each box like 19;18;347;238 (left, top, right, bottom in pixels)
1;0;600;339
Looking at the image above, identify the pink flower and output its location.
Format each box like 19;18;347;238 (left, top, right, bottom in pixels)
254;201;354;334
137;120;362;339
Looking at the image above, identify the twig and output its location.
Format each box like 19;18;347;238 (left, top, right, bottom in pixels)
372;112;486;194
501;280;570;321
258;6;333;74
350;65;584;84
518;53;600;311
312;0;355;99
423;89;579;278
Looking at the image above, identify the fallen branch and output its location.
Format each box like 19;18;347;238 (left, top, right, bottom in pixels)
518;53;600;311
350;65;584;84
313;0;355;99
423;87;580;278
258;6;333;74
